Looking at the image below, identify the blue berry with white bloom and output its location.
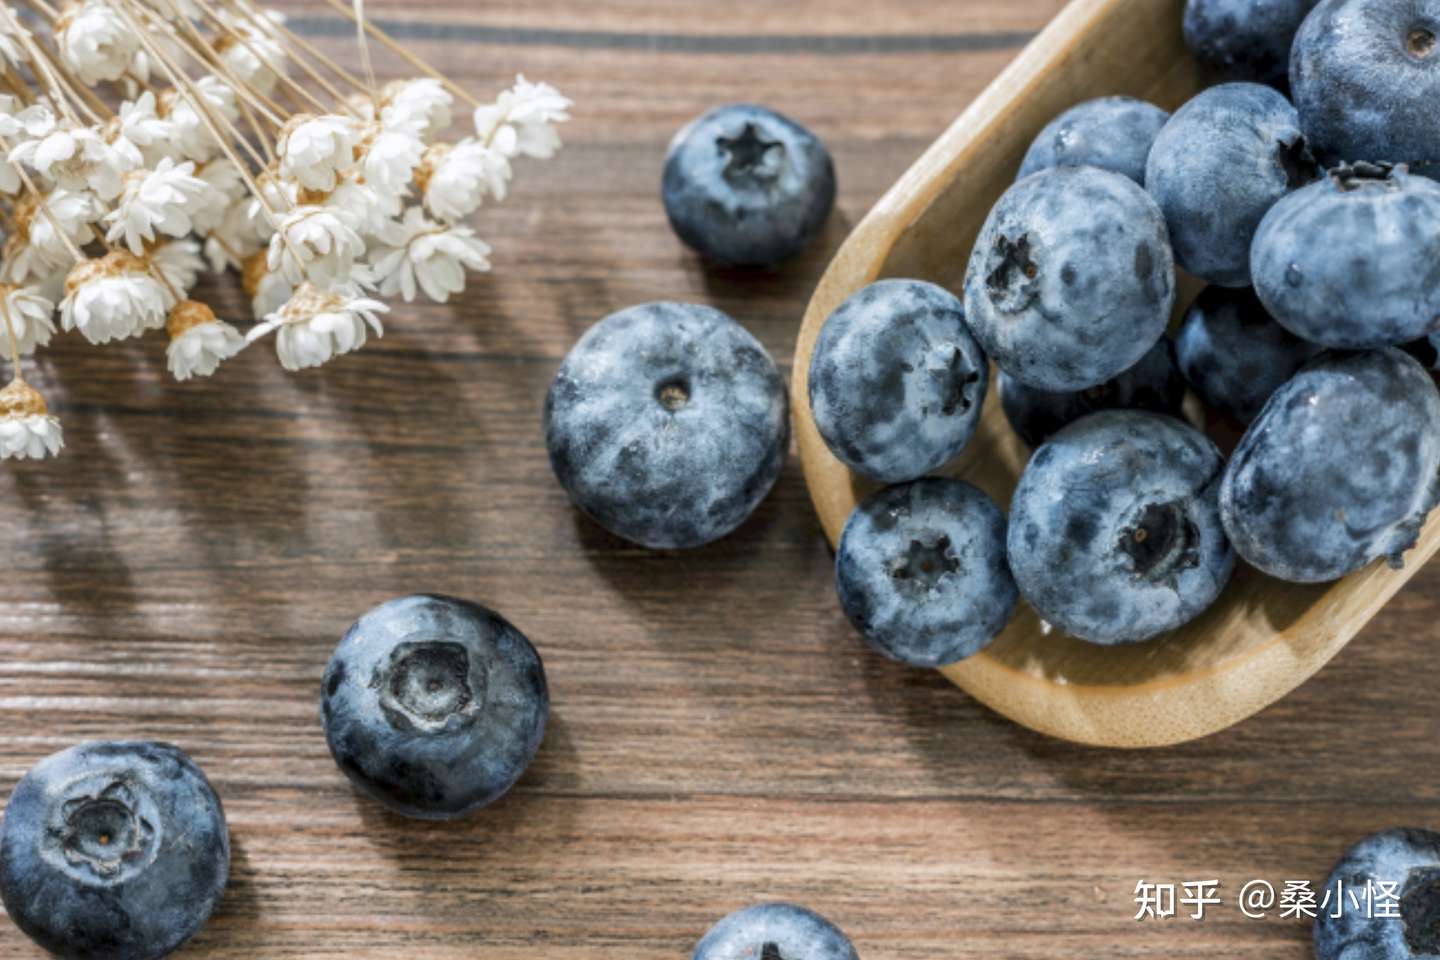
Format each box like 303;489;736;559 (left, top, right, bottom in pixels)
694;903;858;960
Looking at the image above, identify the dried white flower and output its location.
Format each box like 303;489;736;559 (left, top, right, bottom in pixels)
0;284;56;355
105;157;209;255
162;77;238;163
9;123;133;199
3;189;105;281
217;12;288;95
203;198;263;273
55;0;138;85
381;78;453;139
114;92;172;156
373;207;491;303
166;299;243;380
420;139;510;222
151;238;205;295
360;128;424;203
277;114;357;192
474;74;571;159
242;250;291;321
325;175;397;238
190;159;247;235
246;281;387;371
266;205;364;285
59;251;171;344
0;379;61;460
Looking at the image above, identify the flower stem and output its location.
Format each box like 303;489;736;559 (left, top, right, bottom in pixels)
311;0;482;108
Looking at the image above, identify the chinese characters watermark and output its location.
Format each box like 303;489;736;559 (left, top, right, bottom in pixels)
1133;879;1402;921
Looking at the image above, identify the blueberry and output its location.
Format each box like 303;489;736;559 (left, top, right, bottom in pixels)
321;594;548;820
1017;96;1170;185
545;302;787;550
1250;163;1440;349
1145;82;1318;287
1220;349;1440;583
1175;286;1322;424
0;741;228;960
999;336;1186;448
1291;0;1440;178
1007;411;1234;645
1315;828;1440;960
808;280;988;484
662;103;836;267
835;477;1017;667
1182;0;1320;90
963;166;1174;392
694;903;858;960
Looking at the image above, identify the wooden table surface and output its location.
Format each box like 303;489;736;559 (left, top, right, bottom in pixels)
2;1;1435;956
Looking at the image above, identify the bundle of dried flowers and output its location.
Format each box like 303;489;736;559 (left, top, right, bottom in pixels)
0;0;570;458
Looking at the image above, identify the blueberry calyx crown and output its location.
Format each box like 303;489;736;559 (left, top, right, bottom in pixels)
1330;161;1401;192
1118;500;1200;582
984;232;1040;312
1408;26;1437;60
1401;866;1440;954
1275;136;1319;191
48;777;160;885
655;376;691;412
716;122;785;185
891;534;960;592
936;347;980;417
759;944;787;960
377;639;486;735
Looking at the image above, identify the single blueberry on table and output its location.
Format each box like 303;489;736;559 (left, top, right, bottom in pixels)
662;103;836;267
1008;411;1235;645
1291;0;1440;178
1250;163;1440;349
1145;82;1318;287
0;741;229;960
999;336;1186;448
1220;349;1440;583
545;302;788;550
1183;0;1320;90
963;166;1175;392
1175;285;1322;424
694;903;859;960
1016;95;1170;185
835;477;1017;667
808;279;988;484
321;594;549;820
1315;828;1440;960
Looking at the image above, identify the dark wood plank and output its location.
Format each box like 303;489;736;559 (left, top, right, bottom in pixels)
1;1;1434;956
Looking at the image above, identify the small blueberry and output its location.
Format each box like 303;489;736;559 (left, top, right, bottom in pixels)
1315;828;1440;960
999;336;1186;448
1291;0;1440;178
835;477;1018;667
963;166;1175;392
1220;348;1440;583
808;279;988;484
545;302;788;550
1183;0;1320;90
1008;411;1235;645
1174;285;1322;424
1017;95;1170;185
1145;82;1317;287
694;903;859;960
0;741;229;960
662;103;836;266
1250;163;1440;349
321;594;549;820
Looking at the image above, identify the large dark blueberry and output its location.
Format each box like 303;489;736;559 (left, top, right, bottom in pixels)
0;741;229;960
1008;411;1234;645
1175;286;1322;424
1183;0;1320;90
1145;82;1317;287
1220;349;1440;583
963;166;1174;392
999;336;1185;448
321;594;549;820
545;302;788;550
1316;828;1440;960
1291;0;1440;178
1016;95;1170;185
693;903;858;960
1251;163;1440;349
808;279;988;484
662;103;836;266
835;478;1017;667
